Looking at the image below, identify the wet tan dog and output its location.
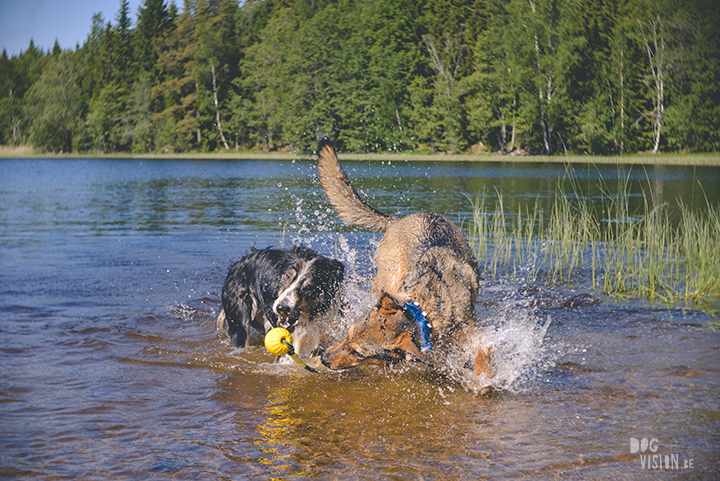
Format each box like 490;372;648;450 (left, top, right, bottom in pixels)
316;137;492;392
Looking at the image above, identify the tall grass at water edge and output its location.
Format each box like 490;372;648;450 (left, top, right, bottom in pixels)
466;167;720;313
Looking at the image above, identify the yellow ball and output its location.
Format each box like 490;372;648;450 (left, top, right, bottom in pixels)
264;327;292;356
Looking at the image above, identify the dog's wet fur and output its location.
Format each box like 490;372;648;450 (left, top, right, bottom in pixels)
316;136;493;392
217;246;344;357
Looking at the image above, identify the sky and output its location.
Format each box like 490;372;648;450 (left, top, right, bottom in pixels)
0;0;142;57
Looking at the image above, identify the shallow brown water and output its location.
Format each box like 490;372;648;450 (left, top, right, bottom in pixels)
1;158;718;479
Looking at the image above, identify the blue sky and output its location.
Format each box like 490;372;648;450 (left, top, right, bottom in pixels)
0;0;142;56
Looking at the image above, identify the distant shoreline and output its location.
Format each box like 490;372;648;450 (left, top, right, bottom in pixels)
1;146;719;166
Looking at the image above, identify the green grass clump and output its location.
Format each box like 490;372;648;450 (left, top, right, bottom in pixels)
467;167;720;309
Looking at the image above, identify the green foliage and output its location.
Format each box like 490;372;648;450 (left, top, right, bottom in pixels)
663;0;720;152
85;82;129;151
0;0;718;153
24;53;81;152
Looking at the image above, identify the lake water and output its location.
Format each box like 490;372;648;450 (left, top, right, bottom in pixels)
1;157;719;479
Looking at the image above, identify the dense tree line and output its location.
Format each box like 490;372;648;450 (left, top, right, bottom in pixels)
1;0;718;154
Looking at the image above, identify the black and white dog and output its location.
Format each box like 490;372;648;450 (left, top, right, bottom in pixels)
217;246;344;357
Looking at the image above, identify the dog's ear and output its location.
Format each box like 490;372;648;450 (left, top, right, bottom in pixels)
314;257;344;287
377;292;403;315
317;256;344;275
327;258;345;288
329;258;344;276
291;245;319;260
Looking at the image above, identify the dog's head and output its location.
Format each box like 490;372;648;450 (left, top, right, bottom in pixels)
272;247;344;329
321;293;430;370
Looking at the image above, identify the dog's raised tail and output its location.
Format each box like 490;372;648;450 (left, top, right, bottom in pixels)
317;136;395;233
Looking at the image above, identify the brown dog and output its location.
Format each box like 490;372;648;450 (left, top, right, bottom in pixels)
316;137;492;392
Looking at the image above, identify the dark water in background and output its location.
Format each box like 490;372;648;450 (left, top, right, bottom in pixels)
1;157;719;479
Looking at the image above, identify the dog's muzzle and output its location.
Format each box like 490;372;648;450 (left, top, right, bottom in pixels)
274;290;301;329
275;305;299;330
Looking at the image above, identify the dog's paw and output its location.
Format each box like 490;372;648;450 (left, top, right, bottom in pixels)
467;379;495;395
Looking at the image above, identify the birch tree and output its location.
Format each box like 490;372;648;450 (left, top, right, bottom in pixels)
637;14;667;154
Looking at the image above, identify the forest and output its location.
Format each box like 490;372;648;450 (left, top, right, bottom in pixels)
0;0;718;155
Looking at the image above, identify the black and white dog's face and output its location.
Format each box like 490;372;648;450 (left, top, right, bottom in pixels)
272;253;344;329
220;246;344;348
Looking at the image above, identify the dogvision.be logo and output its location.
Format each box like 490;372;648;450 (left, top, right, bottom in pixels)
630;438;694;470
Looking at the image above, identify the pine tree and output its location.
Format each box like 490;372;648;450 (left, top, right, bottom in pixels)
134;0;170;75
154;0;201;151
115;0;134;86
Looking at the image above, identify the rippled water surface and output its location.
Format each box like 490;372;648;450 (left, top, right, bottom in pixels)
1;158;719;479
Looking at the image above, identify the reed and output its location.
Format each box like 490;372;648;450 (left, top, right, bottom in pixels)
467;167;720;307
678;200;720;303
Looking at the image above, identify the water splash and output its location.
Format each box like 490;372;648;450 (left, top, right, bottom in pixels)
438;307;552;394
483;312;553;392
275;162;555;393
462;282;557;393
